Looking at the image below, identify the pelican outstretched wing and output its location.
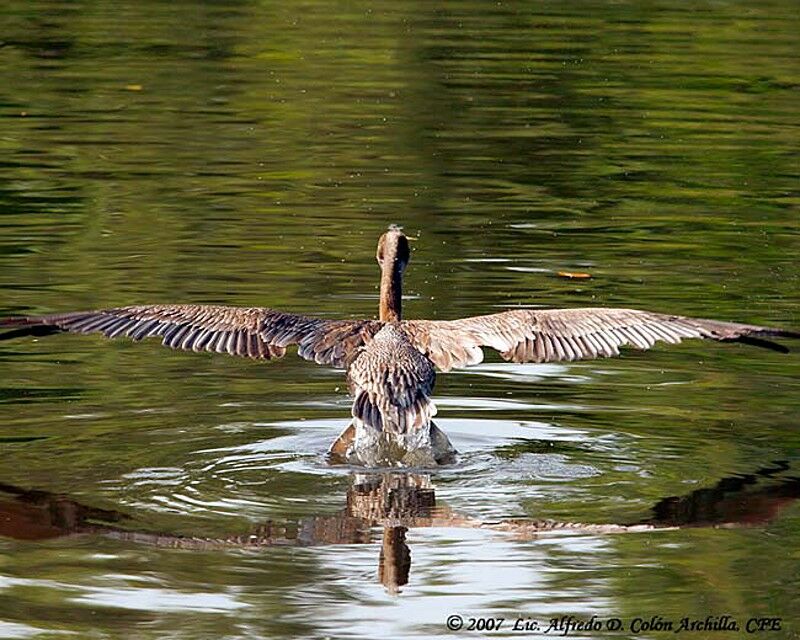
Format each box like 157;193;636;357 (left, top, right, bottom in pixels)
0;305;382;368
402;308;800;372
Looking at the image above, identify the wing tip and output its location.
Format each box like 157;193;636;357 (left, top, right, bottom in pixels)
729;335;791;354
0;317;62;341
0;317;29;329
720;324;800;354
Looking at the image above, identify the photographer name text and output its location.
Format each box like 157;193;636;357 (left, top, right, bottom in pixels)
445;614;782;635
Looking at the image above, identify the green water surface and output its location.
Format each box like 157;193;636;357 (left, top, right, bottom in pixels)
1;1;799;638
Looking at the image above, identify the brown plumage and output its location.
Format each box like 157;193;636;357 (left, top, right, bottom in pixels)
2;226;798;466
401;307;800;371
348;325;436;434
0;305;381;367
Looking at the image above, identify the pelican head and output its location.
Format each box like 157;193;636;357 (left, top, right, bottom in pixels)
376;225;410;275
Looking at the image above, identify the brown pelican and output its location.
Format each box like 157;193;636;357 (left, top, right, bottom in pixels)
1;226;798;466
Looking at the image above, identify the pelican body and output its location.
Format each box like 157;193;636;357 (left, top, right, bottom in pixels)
1;226;798;467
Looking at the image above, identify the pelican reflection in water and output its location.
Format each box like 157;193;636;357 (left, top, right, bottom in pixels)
1;226;798;466
1;462;798;593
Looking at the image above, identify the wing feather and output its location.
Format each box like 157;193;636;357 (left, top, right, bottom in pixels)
402;308;800;371
0;304;381;368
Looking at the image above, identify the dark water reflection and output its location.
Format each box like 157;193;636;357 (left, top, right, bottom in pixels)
2;462;798;593
1;0;800;637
